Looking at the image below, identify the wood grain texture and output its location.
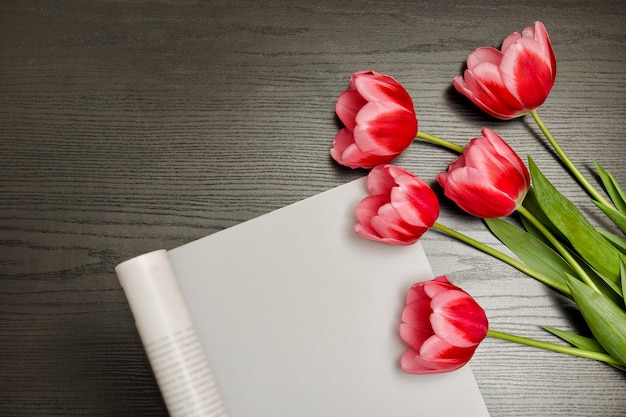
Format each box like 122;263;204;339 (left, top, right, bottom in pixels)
1;1;625;416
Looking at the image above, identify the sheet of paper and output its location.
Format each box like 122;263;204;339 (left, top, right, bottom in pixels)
116;250;229;417
169;178;490;416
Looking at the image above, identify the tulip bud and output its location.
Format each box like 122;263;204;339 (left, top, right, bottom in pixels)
400;276;488;374
331;70;418;169
437;128;530;218
453;21;556;120
355;165;439;245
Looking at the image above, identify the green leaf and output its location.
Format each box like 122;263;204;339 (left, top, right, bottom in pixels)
593;200;626;235
521;187;563;241
622;257;626;307
597;228;626;255
567;247;623;301
544;327;626;371
484;217;573;288
543;326;606;352
567;274;626;365
529;157;621;282
594;160;626;214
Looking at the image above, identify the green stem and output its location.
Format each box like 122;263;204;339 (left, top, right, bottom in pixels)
487;329;623;366
432;222;570;295
530;110;613;207
416;131;464;154
516;206;602;294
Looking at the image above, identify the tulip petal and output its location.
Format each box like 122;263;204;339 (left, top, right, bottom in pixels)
355;194;389;236
399;320;434;351
352;72;414;111
330;128;355;160
406;276;452;304
421;277;456;300
430;290;489;347
355;193;386;218
401;300;433;327
335;89;367;131
462;138;529;202
437;166;519;218
455;65;525;119
353;101;417;155
501;31;522;53
525;21;556;78
419;334;478;359
369;205;425;245
366;164;401;196
500;38;555;109
400;348;471;374
466;46;503;69
355;195;420;245
330;128;397;169
481;128;530;183
391;176;440;227
446;153;467;173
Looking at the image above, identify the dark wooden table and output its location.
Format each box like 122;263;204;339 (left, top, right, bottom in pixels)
2;1;626;416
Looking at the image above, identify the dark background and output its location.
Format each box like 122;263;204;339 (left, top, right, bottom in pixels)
2;1;626;416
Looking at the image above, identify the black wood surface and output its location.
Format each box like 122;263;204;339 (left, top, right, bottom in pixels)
2;1;626;416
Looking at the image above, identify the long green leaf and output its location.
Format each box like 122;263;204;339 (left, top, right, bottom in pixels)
484;217;573;288
594;160;626;214
543;326;605;352
593;200;626;235
544;327;626;371
529;157;621;282
567;274;626;365
521;187;563;241
622;257;626;307
597;228;626;254
567;247;623;301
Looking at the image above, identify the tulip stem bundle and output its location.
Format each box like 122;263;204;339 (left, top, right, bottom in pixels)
416;121;625;368
530;110;614;208
433;221;622;368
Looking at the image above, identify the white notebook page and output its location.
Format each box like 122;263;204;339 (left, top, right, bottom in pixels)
166;178;490;417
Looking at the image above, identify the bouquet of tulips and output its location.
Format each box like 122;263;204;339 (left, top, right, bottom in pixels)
330;22;626;374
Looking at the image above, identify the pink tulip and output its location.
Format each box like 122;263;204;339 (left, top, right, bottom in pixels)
355;164;439;245
453;21;556;120
436;128;530;218
331;70;418;169
400;276;488;374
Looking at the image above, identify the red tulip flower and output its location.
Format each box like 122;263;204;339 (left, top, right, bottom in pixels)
331;70;418;169
400;276;488;374
453;21;556;120
355;164;439;245
437;128;530;218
